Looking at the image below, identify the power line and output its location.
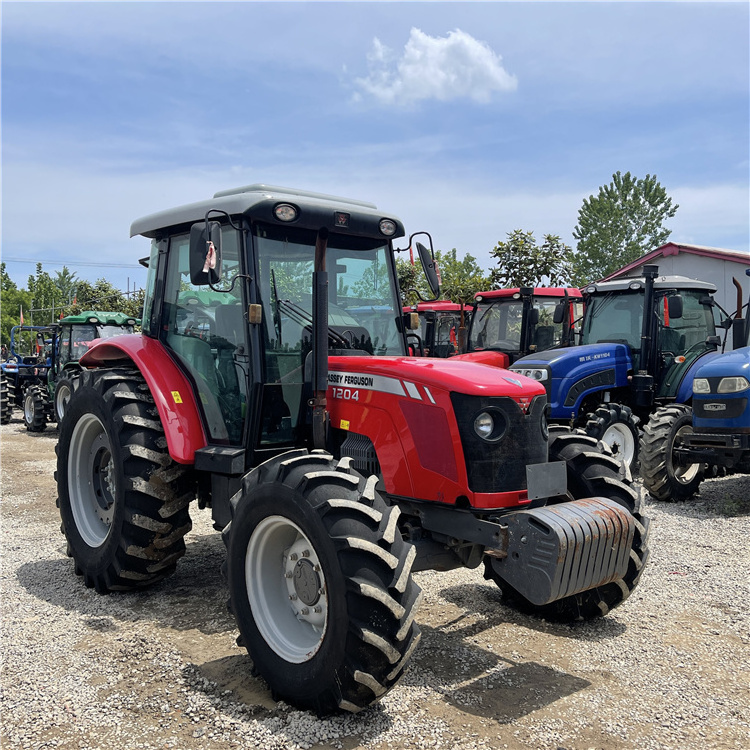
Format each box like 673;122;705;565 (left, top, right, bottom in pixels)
3;257;143;269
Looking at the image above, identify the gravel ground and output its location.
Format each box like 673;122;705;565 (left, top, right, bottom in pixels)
1;419;749;750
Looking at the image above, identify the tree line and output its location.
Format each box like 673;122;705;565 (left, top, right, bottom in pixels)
1;171;678;348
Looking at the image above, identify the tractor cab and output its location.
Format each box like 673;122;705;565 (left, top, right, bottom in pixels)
403;300;464;357
468;287;582;366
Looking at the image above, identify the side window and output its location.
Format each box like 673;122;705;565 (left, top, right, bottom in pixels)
161;228;247;445
141;240;160;335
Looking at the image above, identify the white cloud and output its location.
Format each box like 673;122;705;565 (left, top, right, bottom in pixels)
353;28;517;107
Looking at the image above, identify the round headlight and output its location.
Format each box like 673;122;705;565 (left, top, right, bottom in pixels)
473;409;508;442
474;412;494;439
274;203;298;222
379;218;397;236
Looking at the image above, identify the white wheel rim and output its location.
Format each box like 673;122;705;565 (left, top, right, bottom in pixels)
56;384;71;420
674;424;700;484
601;422;636;466
68;413;116;548
24;393;35;424
245;515;328;663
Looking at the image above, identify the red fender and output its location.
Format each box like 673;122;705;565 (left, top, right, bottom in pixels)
79;334;207;464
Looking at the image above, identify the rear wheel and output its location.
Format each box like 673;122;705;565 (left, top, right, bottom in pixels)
484;430;650;621
223;449;421;715
54;371;81;423
24;385;48;432
1;372;11;424
56;368;194;593
640;404;704;501
584;403;640;472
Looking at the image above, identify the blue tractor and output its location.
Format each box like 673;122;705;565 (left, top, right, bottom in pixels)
1;325;54;425
510;264;725;473
641;270;750;500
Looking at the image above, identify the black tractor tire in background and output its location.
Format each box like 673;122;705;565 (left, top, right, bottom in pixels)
1;372;11;424
24;384;49;432
584;403;640;473
56;367;194;593
54;371;81;423
223;449;422;715
640;403;704;502
484;429;650;622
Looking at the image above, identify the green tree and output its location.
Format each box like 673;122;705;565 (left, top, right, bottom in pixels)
0;264;33;348
71;279;127;314
436;249;489;352
396;256;429;306
489;230;575;289
27;263;68;325
572;171;678;284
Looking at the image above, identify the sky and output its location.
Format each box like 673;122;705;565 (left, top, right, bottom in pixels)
2;0;749;301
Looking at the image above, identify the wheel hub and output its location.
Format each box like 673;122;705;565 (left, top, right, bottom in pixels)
292;558;321;606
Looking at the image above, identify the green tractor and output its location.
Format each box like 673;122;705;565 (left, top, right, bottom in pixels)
23;310;139;432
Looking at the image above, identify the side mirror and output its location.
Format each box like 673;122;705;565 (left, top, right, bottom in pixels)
667;294;683;320
416;242;440;298
528;308;540;326
553;302;566;325
189;221;222;286
404;312;420;331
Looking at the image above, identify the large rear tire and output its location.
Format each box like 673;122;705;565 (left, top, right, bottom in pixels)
0;372;11;424
223;449;422;715
584;403;640;473
56;368;194;593
640;403;704;501
24;384;48;432
484;430;650;622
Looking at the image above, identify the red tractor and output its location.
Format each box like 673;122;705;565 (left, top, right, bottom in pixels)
457;287;583;369
403;300;464;357
57;184;649;715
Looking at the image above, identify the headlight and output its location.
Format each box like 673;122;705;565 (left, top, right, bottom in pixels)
717;376;750;394
274;203;298;222
474;412;494;439
379;218;397;236
693;378;710;394
514;368;548;382
473;409;508;442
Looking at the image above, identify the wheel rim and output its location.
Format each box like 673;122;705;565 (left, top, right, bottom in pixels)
24;392;35;424
245;515;328;663
56;384;71;420
673;424;700;484
68;413;116;548
601;422;636;466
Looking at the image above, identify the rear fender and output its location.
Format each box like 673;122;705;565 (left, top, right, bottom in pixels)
79;334;207;464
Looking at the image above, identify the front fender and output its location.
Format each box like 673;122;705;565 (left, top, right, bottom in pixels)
80;334;207;464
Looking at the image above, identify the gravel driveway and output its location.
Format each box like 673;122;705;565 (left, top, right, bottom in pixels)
1;419;748;750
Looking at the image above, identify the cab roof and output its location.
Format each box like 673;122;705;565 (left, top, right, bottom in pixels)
475;287;583;301
130;183;405;241
584;274;717;294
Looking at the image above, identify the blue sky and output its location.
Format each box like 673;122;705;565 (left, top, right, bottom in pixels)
2;0;749;296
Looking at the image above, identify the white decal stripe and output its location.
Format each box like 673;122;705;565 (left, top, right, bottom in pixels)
328;371;406;397
424;386;435;404
404;382;421;400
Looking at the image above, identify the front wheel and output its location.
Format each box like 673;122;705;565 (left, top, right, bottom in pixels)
484;430;650;621
584;403;640;472
56;368;194;592
640;404;704;501
223;449;422;715
24;385;48;432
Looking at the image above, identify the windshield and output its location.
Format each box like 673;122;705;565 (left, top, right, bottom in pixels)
255;223;403;446
581;292;643;350
470;296;571;354
256;224;403;359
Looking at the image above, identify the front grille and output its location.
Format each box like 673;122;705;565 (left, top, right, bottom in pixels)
694;397;747;421
450;393;548;493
